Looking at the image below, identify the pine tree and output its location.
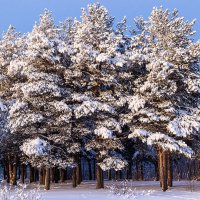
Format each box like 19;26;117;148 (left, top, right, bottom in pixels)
0;26;26;185
69;3;127;188
8;10;77;189
126;7;200;191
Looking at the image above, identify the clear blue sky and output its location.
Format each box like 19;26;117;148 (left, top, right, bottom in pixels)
0;0;199;40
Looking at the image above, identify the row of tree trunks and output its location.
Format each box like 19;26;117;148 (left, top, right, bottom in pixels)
159;148;173;191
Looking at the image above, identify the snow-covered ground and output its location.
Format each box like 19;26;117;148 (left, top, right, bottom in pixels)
39;181;200;200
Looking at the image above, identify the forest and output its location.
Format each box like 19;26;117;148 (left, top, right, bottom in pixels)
0;3;199;193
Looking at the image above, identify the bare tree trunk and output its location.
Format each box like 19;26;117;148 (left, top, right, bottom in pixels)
43;168;46;185
29;166;34;183
93;160;96;180
3;165;6;180
54;167;59;183
6;162;10;183
40;167;44;185
72;167;77;188
61;169;65;183
162;151;168;191
51;167;55;183
135;160;139;180
21;164;25;184
96;165;104;189
108;169;112;180
115;170;120;180
159;149;168;192
45;167;50;190
76;159;82;185
140;162;144;180
9;163;17;186
127;162;132;180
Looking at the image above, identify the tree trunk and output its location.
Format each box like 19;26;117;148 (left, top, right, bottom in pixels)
159;149;163;187
21;164;25;184
140;162;144;180
54;167;59;183
135;160;139;180
72;167;77;188
127;162;132;180
40;167;44;185
159;149;168;192
43;168;46;185
9;163;17;186
3;165;6;180
45;167;50;190
168;153;173;187
29;166;34;183
6;163;10;183
96;165;104;189
76;156;82;185
93;160;96;180
61;169;65;183
115;170;120;180
108;169;112;180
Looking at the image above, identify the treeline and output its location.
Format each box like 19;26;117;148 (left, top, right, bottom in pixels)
0;3;199;192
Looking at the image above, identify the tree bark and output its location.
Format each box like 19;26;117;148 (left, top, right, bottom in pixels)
29;166;34;183
72;167;77;188
108;169;112;180
3;165;6;180
75;156;82;185
140;162;144;180
93;160;96;180
43;168;46;185
9;163;17;185
45;167;50;190
54;167;59;183
159;149;168;192
127;162;132;180
40;167;44;185
6;163;10;183
61;169;65;183
96;165;104;189
115;170;120;180
21;164;25;184
135;160;139;180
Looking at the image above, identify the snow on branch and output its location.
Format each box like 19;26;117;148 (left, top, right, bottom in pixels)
74;100;115;118
147;133;194;158
168;112;200;137
99;156;128;171
94;127;113;139
21;137;50;157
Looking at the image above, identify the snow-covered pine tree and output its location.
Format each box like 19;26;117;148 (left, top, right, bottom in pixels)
123;7;200;191
0;26;26;185
68;3;127;188
8;10;78;190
